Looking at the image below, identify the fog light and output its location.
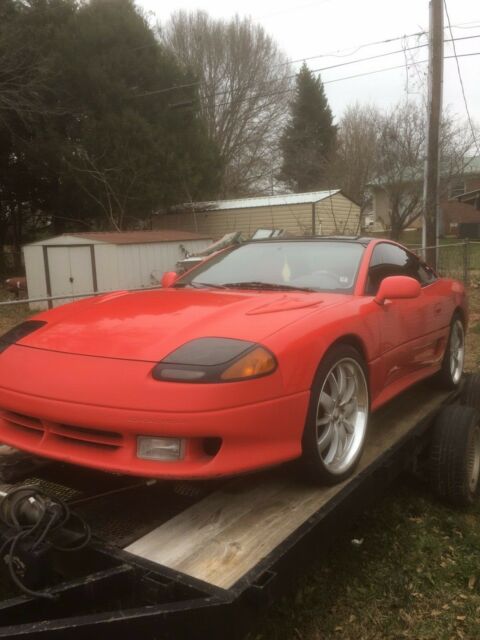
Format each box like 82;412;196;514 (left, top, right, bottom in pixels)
137;436;184;461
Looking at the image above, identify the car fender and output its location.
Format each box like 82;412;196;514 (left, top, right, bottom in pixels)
263;296;382;396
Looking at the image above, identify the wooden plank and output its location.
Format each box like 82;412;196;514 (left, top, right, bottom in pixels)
126;384;450;589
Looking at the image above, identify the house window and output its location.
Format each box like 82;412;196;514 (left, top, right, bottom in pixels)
450;180;465;198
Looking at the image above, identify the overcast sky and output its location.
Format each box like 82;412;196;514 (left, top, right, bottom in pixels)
137;0;480;129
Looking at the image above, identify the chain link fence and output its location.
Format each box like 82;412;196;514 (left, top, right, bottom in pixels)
1;240;479;312
409;240;480;284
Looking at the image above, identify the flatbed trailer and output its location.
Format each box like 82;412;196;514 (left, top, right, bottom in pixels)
0;379;478;640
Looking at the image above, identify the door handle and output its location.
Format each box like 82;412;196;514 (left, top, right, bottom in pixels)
434;304;442;315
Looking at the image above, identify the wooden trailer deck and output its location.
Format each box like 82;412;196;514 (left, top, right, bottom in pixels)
126;383;451;589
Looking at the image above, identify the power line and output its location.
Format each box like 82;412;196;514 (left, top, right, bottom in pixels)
137;35;434;98
136;34;480;101
135;80;199;98
444;0;480;154
278;23;480;67
135;33;438;98
304;42;427;76
136;22;480;73
197;52;480;112
8;1;480;112
280;31;430;66
307;34;480;77
321;52;480;84
448;20;480;30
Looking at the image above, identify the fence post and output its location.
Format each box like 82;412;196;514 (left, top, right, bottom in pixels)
463;238;469;285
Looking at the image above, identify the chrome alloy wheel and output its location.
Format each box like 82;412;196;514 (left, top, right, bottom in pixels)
450;319;465;385
467;426;480;494
315;358;369;475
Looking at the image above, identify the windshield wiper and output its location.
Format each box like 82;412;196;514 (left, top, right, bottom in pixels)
220;281;316;292
182;281;228;289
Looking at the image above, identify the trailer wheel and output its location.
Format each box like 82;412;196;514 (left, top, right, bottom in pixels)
436;315;465;389
302;345;369;485
429;405;480;507
459;374;480;412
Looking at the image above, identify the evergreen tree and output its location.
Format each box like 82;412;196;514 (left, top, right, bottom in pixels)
0;0;222;266
56;0;222;230
278;64;336;192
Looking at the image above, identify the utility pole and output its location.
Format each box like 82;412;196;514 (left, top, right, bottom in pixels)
422;0;444;269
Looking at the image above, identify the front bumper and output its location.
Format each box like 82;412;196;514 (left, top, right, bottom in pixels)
0;346;309;478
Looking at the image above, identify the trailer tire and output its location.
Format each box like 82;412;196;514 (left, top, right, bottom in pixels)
459;374;480;412
428;405;480;507
302;345;369;485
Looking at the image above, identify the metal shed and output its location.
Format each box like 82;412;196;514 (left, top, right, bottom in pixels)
153;190;361;238
23;230;212;310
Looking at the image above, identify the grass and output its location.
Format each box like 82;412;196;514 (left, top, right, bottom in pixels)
2;289;480;638
0;291;31;334
252;482;480;640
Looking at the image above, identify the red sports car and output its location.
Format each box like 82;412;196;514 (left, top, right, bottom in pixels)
0;238;467;484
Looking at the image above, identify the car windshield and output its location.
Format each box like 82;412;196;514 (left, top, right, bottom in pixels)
175;241;365;293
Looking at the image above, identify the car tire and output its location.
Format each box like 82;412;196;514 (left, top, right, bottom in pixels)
436;314;465;389
428;405;480;507
301;344;369;485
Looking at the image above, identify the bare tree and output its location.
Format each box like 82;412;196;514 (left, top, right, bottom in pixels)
160;11;292;197
374;101;426;238
375;101;476;239
326;103;382;210
329;100;476;239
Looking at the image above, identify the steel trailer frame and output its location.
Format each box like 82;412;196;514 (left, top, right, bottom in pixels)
0;382;466;639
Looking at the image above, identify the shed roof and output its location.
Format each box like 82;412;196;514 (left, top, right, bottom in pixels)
27;230;212;247
70;230;212;244
455;188;480;209
177;190;343;213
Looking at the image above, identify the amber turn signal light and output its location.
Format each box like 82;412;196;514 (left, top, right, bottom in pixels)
220;347;277;381
153;338;277;383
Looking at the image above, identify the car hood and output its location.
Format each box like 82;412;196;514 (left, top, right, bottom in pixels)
18;288;349;362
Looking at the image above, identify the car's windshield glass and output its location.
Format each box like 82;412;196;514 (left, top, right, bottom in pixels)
175;241;365;293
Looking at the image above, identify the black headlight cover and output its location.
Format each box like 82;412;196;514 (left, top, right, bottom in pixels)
152;337;276;383
0;320;47;354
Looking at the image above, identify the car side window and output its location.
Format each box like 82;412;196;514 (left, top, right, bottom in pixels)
366;243;430;295
417;261;437;285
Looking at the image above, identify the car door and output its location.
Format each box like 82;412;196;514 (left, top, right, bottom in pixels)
413;259;452;365
47;246;95;308
365;243;434;389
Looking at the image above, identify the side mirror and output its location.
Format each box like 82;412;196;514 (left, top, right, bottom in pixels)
374;275;421;305
161;271;178;288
